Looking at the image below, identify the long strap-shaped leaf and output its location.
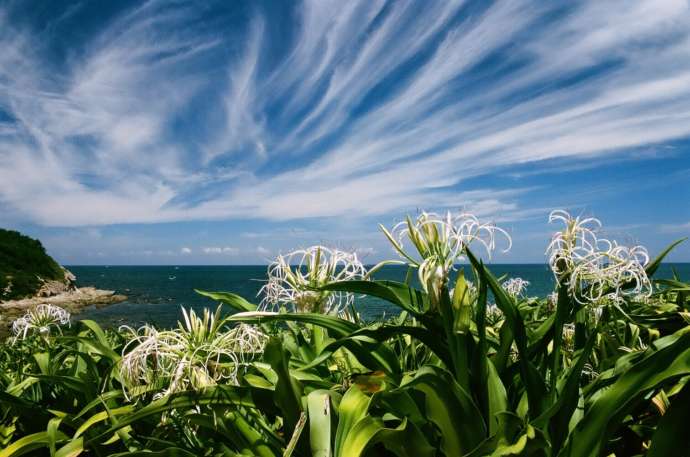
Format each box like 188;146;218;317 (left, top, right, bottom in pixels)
395;366;485;456
341;416;434;457
264;338;304;445
645;238;686;278
466;248;547;418
338;323;452;369
195;289;258;312
334;385;371;457
308;390;334;457
332;385;434;457
298;333;402;379
230;312;359;338
320;280;429;316
533;330;598;454
0;430;68;457
647;381;690;457
231;312;402;378
472;267;509;436
85;385;259;445
108;448;198;457
560;327;690;457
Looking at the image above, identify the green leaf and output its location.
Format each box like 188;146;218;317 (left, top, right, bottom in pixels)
465;412;549;457
466;248;547;418
54;436;84;457
452;269;472;333
230;312;359;338
58;336;120;361
320;280;429;316
534;330;597;454
195;289;258;312
108;448;198;457
645;238;686;278
308;390;334;457
485;360;509;435
0;430;67;457
338;323;452;369
296;331;402;379
647;381;690;457
341;416;434;457
397;366;485;456
334;385;371;457
561;327;690;457
263;338;304;449
85;386;259;445
78;320;110;348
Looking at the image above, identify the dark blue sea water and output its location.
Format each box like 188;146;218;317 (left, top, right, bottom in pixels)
69;264;690;329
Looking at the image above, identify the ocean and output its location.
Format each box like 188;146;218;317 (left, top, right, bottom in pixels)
69;264;690;329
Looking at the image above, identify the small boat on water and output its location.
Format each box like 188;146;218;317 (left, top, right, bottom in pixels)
169;275;176;280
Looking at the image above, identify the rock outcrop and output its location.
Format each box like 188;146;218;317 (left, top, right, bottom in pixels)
0;229;127;333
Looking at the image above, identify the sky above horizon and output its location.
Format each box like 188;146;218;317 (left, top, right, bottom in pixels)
1;0;689;265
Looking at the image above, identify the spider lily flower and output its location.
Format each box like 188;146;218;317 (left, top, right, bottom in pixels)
11;304;70;342
381;211;511;300
562;323;576;352
546;210;602;279
546;292;559;310
546;210;651;304
119;306;267;401
258;246;367;315
486;303;504;325
502;277;530;298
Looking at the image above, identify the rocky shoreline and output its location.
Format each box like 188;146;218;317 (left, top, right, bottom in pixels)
0;287;127;333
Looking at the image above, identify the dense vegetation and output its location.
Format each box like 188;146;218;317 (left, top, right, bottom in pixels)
0;229;64;300
0;211;689;456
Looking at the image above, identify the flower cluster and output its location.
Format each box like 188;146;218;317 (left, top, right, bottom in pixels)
12;304;70;341
259;246;367;315
485;303;504;325
502;277;530;298
382;211;511;297
119;306;267;401
546;210;651;303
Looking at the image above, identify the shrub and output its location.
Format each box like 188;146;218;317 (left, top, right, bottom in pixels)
0;228;64;300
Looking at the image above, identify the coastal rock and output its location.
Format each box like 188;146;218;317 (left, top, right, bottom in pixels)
0;287;127;333
36;267;78;297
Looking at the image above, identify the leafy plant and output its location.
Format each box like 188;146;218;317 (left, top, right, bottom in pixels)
0;210;688;457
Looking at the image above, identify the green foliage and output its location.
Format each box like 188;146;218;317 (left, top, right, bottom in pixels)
0;215;688;456
0;228;64;300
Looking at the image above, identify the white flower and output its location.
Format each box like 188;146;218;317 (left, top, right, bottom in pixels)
486;303;504;322
12;304;70;341
382;211;511;295
562;323;576;351
259;246;367;315
502;277;530;298
547;292;559;308
119;306;267;401
546;210;651;304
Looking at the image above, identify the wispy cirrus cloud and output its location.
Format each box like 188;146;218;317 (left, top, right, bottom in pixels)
0;0;689;231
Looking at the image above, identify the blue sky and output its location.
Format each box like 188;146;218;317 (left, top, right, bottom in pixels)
1;0;689;265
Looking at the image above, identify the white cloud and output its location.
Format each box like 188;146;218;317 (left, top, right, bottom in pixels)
355;247;376;257
659;222;690;234
180;247;192;254
1;1;689;227
202;246;239;255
